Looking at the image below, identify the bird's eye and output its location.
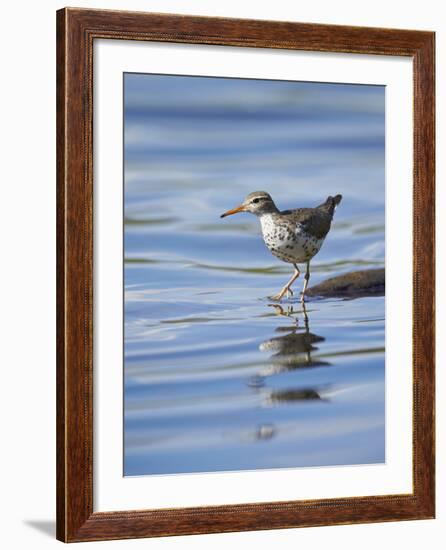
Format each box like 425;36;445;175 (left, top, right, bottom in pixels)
252;198;260;204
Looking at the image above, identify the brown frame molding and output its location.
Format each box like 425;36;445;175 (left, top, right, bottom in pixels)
56;7;435;542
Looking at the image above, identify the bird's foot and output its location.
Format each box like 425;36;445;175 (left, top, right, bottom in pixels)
269;286;293;301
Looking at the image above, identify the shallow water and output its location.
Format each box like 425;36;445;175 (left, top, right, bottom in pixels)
123;74;385;476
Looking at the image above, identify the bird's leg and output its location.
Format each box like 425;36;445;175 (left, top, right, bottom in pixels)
301;299;309;327
300;261;310;302
269;264;300;301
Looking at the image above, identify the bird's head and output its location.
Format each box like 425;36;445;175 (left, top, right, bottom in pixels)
220;191;278;218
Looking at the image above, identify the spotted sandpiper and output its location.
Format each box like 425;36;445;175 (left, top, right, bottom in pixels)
221;191;342;301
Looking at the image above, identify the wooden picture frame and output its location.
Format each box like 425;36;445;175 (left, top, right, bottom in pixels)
56;7;435;542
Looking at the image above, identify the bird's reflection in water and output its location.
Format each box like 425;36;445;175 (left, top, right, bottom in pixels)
254;424;276;440
268;388;322;403
256;302;330;378
248;302;330;393
246;303;329;443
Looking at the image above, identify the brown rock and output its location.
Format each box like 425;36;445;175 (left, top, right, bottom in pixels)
306;268;385;298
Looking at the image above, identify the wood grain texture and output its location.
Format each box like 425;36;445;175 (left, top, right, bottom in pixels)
56;7;435;542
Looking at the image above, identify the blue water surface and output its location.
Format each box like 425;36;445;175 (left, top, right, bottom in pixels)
123;73;385;476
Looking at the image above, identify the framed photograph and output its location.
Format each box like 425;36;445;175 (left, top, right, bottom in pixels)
56;7;435;542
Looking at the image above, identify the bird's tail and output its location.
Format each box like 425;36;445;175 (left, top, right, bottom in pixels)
320;194;342;215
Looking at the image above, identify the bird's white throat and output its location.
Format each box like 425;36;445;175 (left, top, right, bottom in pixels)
259;213;276;234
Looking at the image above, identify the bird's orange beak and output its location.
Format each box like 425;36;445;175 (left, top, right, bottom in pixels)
220;204;246;218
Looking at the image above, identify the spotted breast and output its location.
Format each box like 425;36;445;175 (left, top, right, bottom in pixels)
260;214;324;264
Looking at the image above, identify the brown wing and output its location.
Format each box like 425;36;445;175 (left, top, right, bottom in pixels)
280;207;333;239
